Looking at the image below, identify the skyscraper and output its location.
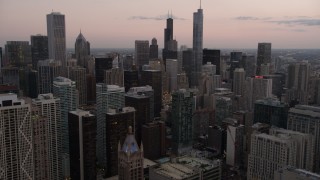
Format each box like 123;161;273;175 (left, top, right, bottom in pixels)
247;128;314;179
53;76;79;178
162;15;178;64
171;89;195;155
75;31;90;68
69;67;87;105
37;59;62;94
166;59;178;92
203;49;220;75
31;35;49;69
68;109;96;180
95;57;113;83
32;93;62;180
149;38;158;59
287;105;320;172
256;43;271;75
96;84;125;170
135;40;149;71
0;93;34;180
118;126;144;180
226;123;244;167
233;68;245;96
140;70;162;117
286;61;310;104
191;6;203;87
141;121;166;160
105;67;124;86
106;107;135;177
254;98;289;128
215;96;233;125
47;12;66;66
240;54;256;77
4;41;32;67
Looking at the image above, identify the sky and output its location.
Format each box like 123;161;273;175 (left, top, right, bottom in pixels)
0;0;320;49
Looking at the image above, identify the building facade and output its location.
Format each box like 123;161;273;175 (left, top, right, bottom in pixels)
0;93;34;180
47;12;66;66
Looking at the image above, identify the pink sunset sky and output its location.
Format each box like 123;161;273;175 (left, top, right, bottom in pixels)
0;0;320;49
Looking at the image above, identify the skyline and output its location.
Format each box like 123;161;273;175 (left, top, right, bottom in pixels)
1;0;320;49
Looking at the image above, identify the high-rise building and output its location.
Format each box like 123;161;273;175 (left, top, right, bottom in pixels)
226;123;244;167
95;57;113;83
1;67;20;89
240;54;256;77
286;62;310;104
105;107;135;177
141;121;166;160
75;31;90;68
245;76;273;111
68;67;87;105
31;35;48;69
68;109;96;180
166;59;178;92
162;15;178;65
149;38;158;59
32;93;62;180
53;76;79;178
254;98;289;128
0;93;34;180
233;68;245;96
263;73;285;99
125;86;154;143
118;126;144;180
247;128;314;180
0;47;3;68
31;106;49;180
124;69;139;92
96;84;125;170
47;12;66;66
105;67;124;86
287;105;320;172
4;41;32;67
177;72;189;89
256;43;271;75
135;40;149;71
230;51;242;80
191;7;203;87
140;70;162;117
203;49;220;75
171;89;195;155
215;96;233;125
37;59;62;94
182;48;193;86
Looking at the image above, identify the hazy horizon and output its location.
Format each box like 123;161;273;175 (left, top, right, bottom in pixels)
1;0;320;49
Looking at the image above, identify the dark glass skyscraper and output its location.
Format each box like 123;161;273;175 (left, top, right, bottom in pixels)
256;43;271;75
75;31;90;68
47;12;66;66
95;57;113;83
192;7;203;87
31;35;48;69
69;110;96;180
203;49;220;75
149;38;158;59
4;41;31;67
162;15;178;66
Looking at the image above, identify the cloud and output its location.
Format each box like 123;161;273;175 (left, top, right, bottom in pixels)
267;19;320;26
234;16;272;21
129;15;186;21
291;29;306;32
234;16;320;27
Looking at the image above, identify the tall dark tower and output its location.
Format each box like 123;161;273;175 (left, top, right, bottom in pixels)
31;35;48;69
191;4;203;87
164;16;173;50
256;43;271;75
162;13;177;66
149;38;158;60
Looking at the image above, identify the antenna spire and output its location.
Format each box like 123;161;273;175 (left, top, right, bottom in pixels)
200;0;202;9
168;10;169;18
